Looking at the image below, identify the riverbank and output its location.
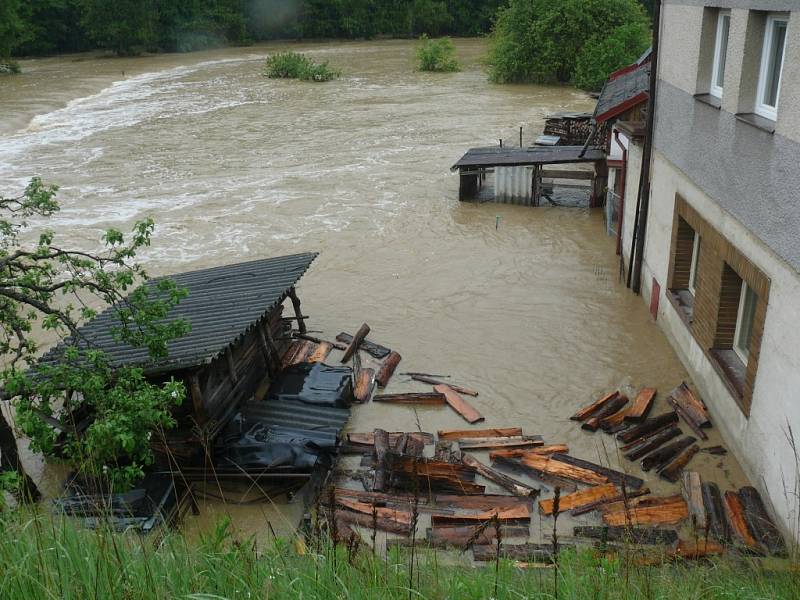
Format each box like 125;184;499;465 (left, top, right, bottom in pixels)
1;510;797;599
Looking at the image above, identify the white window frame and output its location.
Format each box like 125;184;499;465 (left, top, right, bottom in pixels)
688;232;701;295
755;14;789;121
733;281;757;364
710;10;731;98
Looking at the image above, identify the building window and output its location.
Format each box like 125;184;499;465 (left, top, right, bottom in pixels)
688;232;701;295
733;282;758;364
755;14;788;120
710;11;731;98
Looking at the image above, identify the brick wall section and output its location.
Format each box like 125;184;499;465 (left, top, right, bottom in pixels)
668;195;771;416
669;217;695;289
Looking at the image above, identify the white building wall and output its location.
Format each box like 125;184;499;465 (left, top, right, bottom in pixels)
640;150;800;542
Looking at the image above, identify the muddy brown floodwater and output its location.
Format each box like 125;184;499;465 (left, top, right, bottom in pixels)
0;39;746;544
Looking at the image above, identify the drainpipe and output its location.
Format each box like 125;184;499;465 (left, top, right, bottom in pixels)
613;130;627;256
628;0;661;294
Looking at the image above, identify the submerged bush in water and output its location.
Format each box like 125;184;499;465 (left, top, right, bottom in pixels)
0;61;21;75
264;52;340;82
416;35;460;72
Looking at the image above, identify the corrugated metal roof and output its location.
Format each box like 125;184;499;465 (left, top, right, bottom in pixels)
593;62;650;123
452;145;605;170
240;398;351;450
37;252;318;374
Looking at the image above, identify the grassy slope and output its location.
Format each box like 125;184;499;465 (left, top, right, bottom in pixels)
0;512;797;599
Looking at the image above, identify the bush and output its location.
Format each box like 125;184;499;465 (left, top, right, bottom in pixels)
574;22;651;91
0;61;21;74
264;51;340;82
488;0;651;89
415;35;460;72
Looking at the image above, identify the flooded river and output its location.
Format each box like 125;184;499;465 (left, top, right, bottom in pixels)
0;39;745;543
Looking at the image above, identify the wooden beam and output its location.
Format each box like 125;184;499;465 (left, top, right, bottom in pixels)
287;287;307;333
540;169;594;180
225;348;238;384
188;372;207;426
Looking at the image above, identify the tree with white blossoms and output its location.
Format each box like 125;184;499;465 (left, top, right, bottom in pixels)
0;178;190;499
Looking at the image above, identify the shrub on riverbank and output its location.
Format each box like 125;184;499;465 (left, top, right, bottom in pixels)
488;0;651;90
1;510;798;599
264;52;340;82
416;35;460;73
0;61;21;74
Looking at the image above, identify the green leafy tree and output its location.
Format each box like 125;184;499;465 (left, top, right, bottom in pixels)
574;21;651;91
79;0;157;56
488;0;650;88
415;35;460;72
0;0;32;61
0;179;189;493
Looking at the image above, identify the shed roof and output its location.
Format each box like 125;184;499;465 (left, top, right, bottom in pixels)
593;62;650;124
452;145;605;170
37;252;318;375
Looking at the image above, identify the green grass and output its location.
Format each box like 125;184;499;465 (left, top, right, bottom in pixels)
415;36;460;73
264;52;340;82
1;509;798;599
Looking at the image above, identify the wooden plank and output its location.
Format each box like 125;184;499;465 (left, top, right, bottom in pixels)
372;429;390;492
570;488;650;517
373;392;445;405
333;509;411;536
307;342;333;363
411;374;478;396
667;395;708;440
738;486;787;556
540;169;595;180
603;495;688;527
624;426;682;461
551;453;644;490
491;456;577;493
460;453;539;498
341;323;370;363
519;454;608;486
280;340;306;369
658;444;700;482
336;331;390;359
641;437;696;472
375;351;402;388
624;387;657;421
433;494;534;511
458;437;544;451
573;525;678;545
539;483;618;515
435;384;484;424
723;491;762;553
489;445;568;460
571;391;619;422
670;382;710;426
670;538;725;559
681;471;707;530
439;427;521;440
617;412;679;444
428;525;529;548
335;498;412;525
353;368;375;404
347;432;434;446
582;395;628;431
297;333;347;351
619;421;677;453
702;481;730;543
431;505;531;527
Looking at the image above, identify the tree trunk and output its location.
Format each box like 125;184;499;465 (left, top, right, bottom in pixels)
0;409;41;503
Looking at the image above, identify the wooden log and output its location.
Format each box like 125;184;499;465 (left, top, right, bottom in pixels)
518;454;608;486
458;436;544;451
336;331;391;359
667;396;708;441
573;525;678;545
681;471;707;530
619;421;676;453
551;453;644;490
571;391;620;422
375;351;402;388
570;488;651;516
410;374;478;397
624;387;657;421
723;491;762;553
296;333;347;351
539;483;618;516
603;495;688;527
658;444;700;482
702;482;730;543
598;400;634;431
372;429;390;492
491;456;577;493
431;505;531;527
353;368;375;404
582;395;628;431
738;486;787;556
624;426;682;461
641;436;696;472
434;384;484;424
373;392;445;405
489;445;568;460
617;412;679;444
341;323;370;363
438;427;521;440
335;498;412;525
347;432;434;446
460;453;539;498
670;382;710;426
670;538;725;559
333;509;411;536
307;342;333;363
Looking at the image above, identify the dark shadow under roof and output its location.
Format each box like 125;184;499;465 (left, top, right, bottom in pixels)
37;252;318;375
593;62;650;124
452;145;605;170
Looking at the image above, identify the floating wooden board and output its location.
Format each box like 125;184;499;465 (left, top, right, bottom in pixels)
641;437;696;472
433;494;534;511
333;509;411;536
624;387;657;421
658;444;700;482
667;383;710;440
573;525;678;546
390;456;485;495
428;525;529;548
570;487;650;516
583;395;628;431
602;495;688;527
439;427;522;440
617;412;679;444
624;426;682;461
571;391;620;422
681;471;706;530
518;454;608;486
539;483;618;516
373;392;445;405
738;486;787;556
701;481;730;543
340;323;371;363
723;491;762;553
336;331;391;359
551;453;644;490
491;456;578;493
431;505;531;527
411;374;478;397
619;421;677;453
335;498;412;525
458;436;544;451
472;543;573;562
347;432;434;446
670;538;725;559
489;445;568;460
375;351;402;387
460;453;539;498
353;368;375;403
434;384;484;424
307;341;333;363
